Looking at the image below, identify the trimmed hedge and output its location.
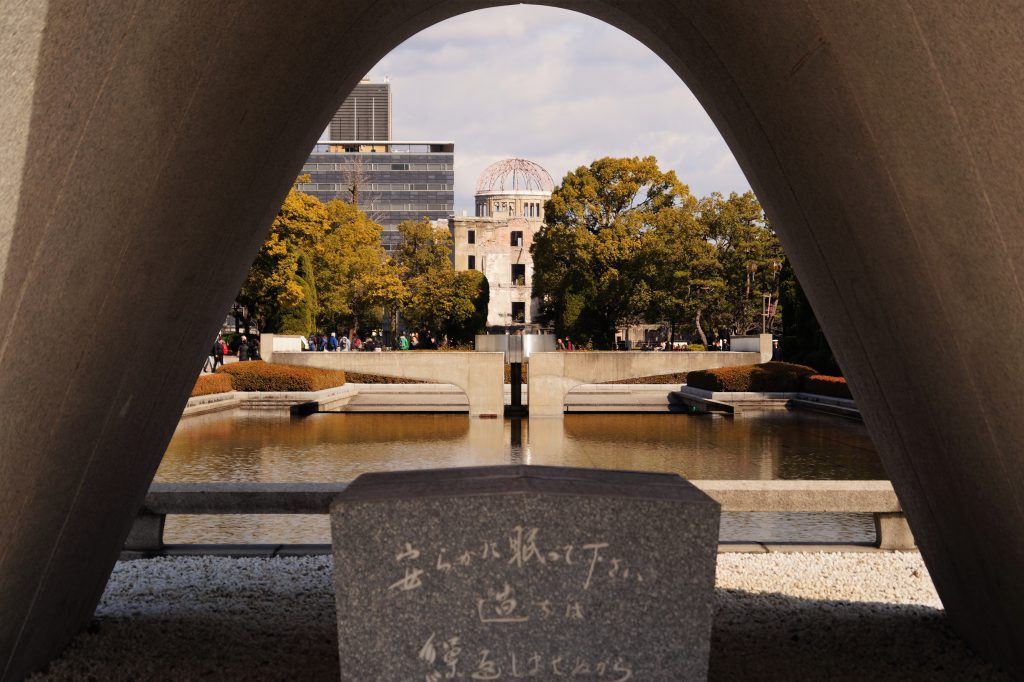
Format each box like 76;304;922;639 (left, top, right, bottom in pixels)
344;371;434;385
217;362;347;392
801;374;852;399
686;361;817;392
191;373;234;396
602;372;689;385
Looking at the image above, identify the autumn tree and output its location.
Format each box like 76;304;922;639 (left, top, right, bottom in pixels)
393;219;487;341
237;176;329;332
532;156;696;348
315;199;406;338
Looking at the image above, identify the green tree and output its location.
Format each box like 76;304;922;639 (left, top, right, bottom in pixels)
237;176;329;332
533;156;696;348
646;206;725;346
441;270;489;344
698;191;784;337
278;252;317;334
394;219;485;341
779;259;841;374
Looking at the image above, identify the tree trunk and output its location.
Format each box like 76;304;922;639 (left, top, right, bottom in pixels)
695;307;709;346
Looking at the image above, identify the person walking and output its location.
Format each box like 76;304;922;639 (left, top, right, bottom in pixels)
565;337;574;351
210;335;225;371
238;335;250;361
327;332;339;352
398;332;410;351
340;334;350;352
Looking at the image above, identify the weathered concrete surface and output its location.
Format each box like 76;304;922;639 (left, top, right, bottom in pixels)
529;348;765;417
270;351;503;416
2;1;1024;677
332;466;720;680
697;481;901;514
566;383;682;412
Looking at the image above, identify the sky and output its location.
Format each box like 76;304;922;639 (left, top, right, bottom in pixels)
324;5;751;213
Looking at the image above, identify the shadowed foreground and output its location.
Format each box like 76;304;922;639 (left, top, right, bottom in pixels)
27;554;1006;681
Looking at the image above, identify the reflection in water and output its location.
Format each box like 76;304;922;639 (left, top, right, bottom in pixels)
158;411;885;544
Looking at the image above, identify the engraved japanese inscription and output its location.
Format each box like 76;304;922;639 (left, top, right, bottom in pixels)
332;466;719;681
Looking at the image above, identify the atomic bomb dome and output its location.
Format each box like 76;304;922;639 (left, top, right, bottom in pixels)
451;157;553;328
473;158;553;220
475;158;555;195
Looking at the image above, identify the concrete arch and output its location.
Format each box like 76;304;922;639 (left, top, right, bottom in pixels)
2;1;1023;677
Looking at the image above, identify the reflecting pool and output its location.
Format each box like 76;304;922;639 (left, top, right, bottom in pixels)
158;411;886;544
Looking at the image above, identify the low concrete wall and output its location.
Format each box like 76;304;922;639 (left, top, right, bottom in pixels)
565;384;683;412
182;385;357;417
529;336;772;417
342;384;468;412
674;386;861;419
266;349;505;417
125;479;913;554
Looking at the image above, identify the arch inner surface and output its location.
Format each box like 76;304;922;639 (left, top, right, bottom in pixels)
1;1;1022;678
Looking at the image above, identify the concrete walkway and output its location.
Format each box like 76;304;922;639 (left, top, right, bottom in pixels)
29;554;1008;681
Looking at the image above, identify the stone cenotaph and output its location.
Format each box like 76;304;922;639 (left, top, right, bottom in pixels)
331;465;720;680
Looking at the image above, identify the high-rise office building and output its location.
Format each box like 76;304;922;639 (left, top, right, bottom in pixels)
328;78;392;141
300;79;454;251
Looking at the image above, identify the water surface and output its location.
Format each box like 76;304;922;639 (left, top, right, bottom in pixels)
158;412;885;544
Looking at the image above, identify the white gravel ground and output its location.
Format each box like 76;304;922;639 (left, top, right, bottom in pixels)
29;553;1009;681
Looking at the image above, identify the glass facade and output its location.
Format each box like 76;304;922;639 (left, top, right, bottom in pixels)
299;142;455;250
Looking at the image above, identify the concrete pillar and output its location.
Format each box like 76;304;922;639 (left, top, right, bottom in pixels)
1;1;1024;676
875;513;916;552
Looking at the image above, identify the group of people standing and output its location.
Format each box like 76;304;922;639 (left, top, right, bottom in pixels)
303;330;438;352
203;334;259;372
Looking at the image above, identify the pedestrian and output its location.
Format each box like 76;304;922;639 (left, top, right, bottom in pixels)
328;332;339;352
340;334;350;352
250;335;261;360
557;338;565;351
565;337;574;351
353;336;362;351
410;333;419;349
210;335;225;371
307;332;316;351
399;332;409;351
238;335;250;361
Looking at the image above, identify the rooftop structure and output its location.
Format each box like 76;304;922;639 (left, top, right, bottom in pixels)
299;140;454;250
328;78;391;141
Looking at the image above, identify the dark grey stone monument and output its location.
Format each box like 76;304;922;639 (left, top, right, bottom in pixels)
331;465;720;681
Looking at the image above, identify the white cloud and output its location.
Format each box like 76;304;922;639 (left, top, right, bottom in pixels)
362;5;751;209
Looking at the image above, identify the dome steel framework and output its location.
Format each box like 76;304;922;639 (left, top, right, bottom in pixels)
476;158;554;194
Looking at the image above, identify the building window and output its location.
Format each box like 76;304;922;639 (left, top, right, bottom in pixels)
511;264;526;285
468;255;476;270
511;231;523;247
511;302;526;323
468;230;475;244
